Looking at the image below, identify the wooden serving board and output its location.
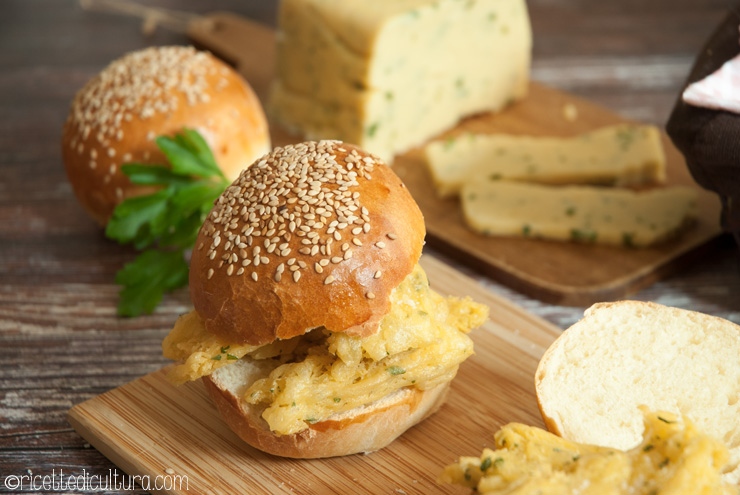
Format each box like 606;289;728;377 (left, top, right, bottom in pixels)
188;13;723;307
67;255;561;495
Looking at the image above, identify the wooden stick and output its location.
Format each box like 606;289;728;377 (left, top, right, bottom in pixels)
78;0;199;36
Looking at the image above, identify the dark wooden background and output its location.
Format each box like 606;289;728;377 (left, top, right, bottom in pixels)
1;0;739;493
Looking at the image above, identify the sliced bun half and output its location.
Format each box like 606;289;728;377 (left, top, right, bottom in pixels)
535;301;740;484
202;358;449;458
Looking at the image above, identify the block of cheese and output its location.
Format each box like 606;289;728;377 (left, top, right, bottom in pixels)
269;0;532;162
424;124;667;197
461;181;697;247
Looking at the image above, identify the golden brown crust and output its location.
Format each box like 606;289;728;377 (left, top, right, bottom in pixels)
189;141;425;345
61;46;271;225
202;374;449;458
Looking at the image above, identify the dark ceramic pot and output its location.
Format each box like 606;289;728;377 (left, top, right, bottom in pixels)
666;10;740;248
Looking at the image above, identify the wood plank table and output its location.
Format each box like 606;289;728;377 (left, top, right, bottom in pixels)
1;1;738;494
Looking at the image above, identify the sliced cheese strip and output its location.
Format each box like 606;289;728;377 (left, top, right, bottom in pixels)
424;124;666;198
270;0;532;162
461;181;697;247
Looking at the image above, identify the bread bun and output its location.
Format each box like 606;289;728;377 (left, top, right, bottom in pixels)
189;140;425;346
202;358;448;458
62;46;271;225
535;301;740;484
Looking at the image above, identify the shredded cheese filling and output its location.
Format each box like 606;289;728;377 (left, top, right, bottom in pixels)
439;409;737;495
163;264;489;435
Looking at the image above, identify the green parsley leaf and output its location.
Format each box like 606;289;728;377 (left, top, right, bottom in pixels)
387;366;406;375
156;131;225;179
105;188;172;247
114;249;189;317
120;164;191;187
106;129;231;316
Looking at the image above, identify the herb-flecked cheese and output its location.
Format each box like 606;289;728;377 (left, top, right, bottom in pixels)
461;181;697;247
269;0;532;162
425;124;667;197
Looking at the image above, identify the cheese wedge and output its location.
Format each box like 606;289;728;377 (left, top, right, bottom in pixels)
425;124;666;197
269;0;532;162
461;181;697;247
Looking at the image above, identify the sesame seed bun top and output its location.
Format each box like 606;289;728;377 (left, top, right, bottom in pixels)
189;140;426;345
62;45;271;225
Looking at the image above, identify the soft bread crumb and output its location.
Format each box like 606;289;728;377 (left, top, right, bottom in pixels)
535;301;740;484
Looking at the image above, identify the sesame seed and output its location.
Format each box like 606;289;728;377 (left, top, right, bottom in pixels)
374;270;382;279
366;292;376;299
251;272;258;282
207;269;214;279
387;233;398;240
324;276;335;285
375;241;386;249
199;140;377;283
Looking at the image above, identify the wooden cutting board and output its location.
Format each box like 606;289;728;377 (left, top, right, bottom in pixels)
67;255;561;495
188;13;723;307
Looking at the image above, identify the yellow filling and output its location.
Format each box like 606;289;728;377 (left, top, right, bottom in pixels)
439;409;737;495
163;264;489;435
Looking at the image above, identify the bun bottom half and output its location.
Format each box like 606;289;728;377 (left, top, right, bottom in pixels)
202;359;449;458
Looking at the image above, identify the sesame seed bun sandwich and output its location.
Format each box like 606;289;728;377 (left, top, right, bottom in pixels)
62;45;271;225
162;140;489;458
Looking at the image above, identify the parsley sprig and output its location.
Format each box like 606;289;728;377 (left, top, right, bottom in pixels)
105;129;230;317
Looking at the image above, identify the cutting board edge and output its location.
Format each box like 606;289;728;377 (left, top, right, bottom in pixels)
67;400;175;495
425;231;725;307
